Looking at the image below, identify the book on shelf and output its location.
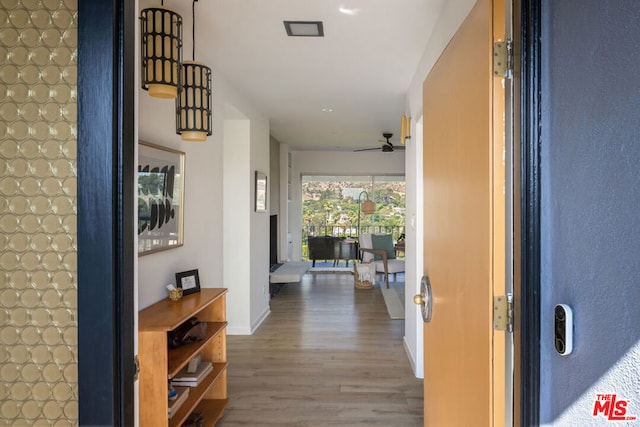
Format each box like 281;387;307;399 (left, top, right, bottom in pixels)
171;361;213;387
167;386;189;419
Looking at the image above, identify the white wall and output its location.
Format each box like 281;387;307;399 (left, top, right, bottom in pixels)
279;144;291;261
137;1;270;336
402;119;424;378
288;150;406;261
222;114;251;333
248;113;271;334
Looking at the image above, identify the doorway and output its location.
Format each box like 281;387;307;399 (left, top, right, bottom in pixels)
77;0;136;425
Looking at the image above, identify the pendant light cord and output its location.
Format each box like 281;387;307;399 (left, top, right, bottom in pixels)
192;0;196;60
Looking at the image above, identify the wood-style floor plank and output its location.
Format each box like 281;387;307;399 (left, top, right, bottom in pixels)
218;273;423;426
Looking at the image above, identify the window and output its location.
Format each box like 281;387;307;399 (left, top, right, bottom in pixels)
301;175;405;259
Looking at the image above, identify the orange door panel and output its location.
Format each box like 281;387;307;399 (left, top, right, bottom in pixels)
421;0;506;425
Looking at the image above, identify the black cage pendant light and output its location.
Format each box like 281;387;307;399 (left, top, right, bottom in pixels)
140;4;183;99
176;0;212;142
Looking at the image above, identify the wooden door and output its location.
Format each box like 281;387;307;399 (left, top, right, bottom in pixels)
421;0;507;425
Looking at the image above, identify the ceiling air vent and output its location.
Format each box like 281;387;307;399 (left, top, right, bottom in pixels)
283;21;324;37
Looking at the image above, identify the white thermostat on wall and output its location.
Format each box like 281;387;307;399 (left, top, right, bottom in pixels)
554;304;573;355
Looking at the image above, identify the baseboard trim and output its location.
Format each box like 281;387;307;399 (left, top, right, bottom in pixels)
251;307;271;333
403;336;420;379
226;307;271;336
227;326;252;335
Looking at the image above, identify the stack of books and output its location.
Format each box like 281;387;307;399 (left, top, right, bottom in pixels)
167;386;189;419
171;361;213;387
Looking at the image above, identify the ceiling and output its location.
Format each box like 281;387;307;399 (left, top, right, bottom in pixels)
158;0;446;151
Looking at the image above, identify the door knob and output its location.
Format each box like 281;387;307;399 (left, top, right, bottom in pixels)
414;275;433;323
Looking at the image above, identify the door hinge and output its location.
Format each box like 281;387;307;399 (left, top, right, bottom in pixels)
493;39;513;78
493;293;514;332
133;355;140;381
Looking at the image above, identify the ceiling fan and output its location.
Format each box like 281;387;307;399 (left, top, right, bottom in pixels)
354;133;405;152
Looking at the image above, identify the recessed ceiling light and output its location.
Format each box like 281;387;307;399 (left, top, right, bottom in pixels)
322;108;333;112
283;21;324;37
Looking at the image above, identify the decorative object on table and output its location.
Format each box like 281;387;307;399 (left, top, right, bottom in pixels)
175;269;201;295
187;354;201;374
167;317;207;349
394;238;406;257
140;5;182;99
168;382;177;400
138;141;185;255
166;284;183;301
255;171;268;212
167;386;189;419
176;0;212;142
353;262;375;289
171;361;213;387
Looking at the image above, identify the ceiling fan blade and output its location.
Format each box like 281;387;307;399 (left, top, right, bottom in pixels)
354;133;405;152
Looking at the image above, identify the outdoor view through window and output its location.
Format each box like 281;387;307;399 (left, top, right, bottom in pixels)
302;175;405;259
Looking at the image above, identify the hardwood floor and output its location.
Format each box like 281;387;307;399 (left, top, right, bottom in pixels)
218;273;423;426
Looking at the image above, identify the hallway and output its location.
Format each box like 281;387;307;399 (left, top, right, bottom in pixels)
219;273;422;426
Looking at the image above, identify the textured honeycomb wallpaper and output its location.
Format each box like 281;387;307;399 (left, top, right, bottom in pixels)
0;0;78;424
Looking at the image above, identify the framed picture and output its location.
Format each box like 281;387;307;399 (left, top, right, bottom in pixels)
255;171;267;213
175;269;201;295
138;141;185;255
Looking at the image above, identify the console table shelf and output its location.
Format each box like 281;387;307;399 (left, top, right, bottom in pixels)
167;321;227;378
139;288;228;427
168;365;228;427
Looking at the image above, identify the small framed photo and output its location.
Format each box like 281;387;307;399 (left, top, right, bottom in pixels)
175;269;201;295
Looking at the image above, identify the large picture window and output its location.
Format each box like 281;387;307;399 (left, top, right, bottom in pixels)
301;175;405;259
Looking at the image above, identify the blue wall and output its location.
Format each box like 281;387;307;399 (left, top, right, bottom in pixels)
540;1;640;424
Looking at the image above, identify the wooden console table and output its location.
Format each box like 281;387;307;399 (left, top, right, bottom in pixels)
138;288;228;427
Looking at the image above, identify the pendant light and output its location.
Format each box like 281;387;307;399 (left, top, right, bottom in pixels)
176;0;212;142
140;3;183;99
